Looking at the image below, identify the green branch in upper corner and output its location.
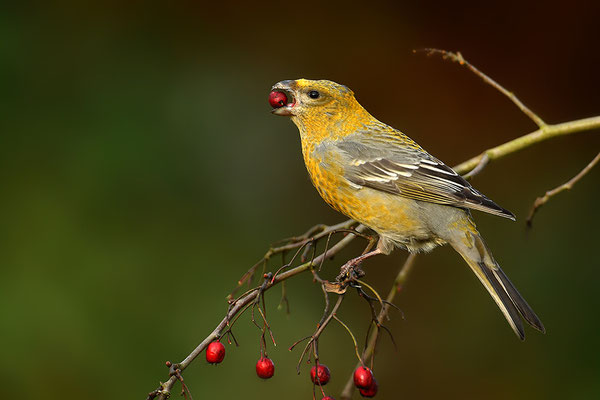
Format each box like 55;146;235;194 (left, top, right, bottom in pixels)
453;116;600;176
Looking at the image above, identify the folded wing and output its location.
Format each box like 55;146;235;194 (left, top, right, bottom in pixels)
336;129;515;220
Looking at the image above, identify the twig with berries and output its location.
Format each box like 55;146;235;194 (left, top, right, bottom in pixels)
147;223;368;400
340;253;417;399
288;290;346;400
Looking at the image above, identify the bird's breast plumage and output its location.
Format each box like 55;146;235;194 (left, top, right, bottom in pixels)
302;137;441;253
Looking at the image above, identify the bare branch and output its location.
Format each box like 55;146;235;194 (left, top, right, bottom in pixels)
232;220;357;294
290;294;345;373
527;151;600;226
333;315;364;365
340;254;418;400
416;48;547;128
462;153;489;180
415;49;600;180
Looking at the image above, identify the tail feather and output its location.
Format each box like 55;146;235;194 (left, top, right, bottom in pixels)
470;259;525;339
492;267;546;333
451;232;544;339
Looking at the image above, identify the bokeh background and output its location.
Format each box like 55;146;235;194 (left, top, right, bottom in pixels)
2;1;599;399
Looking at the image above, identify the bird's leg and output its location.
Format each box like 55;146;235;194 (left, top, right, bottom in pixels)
336;248;384;282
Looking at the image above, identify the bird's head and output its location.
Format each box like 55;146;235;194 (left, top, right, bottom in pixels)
269;79;369;134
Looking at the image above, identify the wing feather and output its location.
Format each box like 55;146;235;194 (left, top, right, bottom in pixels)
336;129;515;220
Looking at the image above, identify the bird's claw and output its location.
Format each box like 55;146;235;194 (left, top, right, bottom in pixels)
336;260;365;283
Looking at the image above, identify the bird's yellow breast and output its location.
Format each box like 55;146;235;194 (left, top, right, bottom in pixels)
303;146;355;214
302;144;427;242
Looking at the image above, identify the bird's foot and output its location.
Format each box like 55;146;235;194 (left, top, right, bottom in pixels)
336;259;365;283
335;248;383;284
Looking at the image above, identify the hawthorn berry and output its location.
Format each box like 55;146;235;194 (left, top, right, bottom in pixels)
268;91;288;108
310;364;331;385
256;357;275;379
353;366;374;389
322;397;335;400
359;378;378;398
205;341;225;364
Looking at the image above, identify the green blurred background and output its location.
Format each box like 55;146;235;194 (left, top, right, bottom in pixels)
2;1;599;399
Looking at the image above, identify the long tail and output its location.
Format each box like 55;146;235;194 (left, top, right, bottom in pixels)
450;231;545;340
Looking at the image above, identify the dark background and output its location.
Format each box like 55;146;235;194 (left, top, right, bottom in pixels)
2;1;599;399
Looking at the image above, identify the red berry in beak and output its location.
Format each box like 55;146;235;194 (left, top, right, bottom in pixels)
310;364;331;385
256;357;275;379
205;341;225;364
269;91;288;109
358;378;378;398
353;366;374;389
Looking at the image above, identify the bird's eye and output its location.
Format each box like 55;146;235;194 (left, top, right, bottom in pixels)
308;90;320;99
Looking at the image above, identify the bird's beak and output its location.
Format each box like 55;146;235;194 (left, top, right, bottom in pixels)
270;80;297;116
271;105;293;116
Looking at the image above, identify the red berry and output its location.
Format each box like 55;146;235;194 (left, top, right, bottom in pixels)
322;397;335;400
359;378;378;398
205;341;225;364
268;91;288;109
310;364;331;385
256;357;275;379
353;366;373;389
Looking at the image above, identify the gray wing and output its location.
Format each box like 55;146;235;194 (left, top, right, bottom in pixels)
336;132;515;220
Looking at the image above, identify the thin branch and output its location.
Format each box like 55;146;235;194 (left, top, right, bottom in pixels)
462;153;489;180
416;49;600;180
333;315;364;365
454;116;600;176
527;151;600;226
417;48;547;128
291;295;345;373
232;220;356;294
340;254;418;400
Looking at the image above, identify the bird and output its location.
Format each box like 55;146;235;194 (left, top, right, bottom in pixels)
268;78;545;340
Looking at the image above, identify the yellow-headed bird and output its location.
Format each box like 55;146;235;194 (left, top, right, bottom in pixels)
269;78;544;339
